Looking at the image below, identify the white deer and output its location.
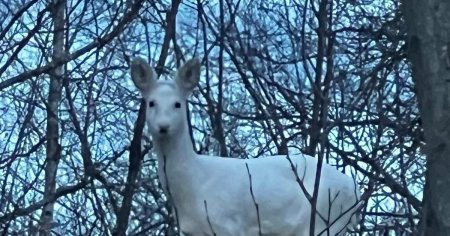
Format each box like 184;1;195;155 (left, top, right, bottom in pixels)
130;57;362;236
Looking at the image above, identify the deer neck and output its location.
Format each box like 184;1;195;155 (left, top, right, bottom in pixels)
153;125;197;194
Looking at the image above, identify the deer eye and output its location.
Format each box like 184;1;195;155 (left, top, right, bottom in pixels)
149;101;155;107
174;102;181;108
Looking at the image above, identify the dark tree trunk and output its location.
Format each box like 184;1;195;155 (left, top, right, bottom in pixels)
401;1;450;235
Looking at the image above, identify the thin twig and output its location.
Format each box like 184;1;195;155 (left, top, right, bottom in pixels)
285;154;327;223
245;163;262;236
163;154;181;236
317;189;371;236
203;200;217;236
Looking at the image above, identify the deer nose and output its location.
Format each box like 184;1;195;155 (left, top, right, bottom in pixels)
159;125;169;134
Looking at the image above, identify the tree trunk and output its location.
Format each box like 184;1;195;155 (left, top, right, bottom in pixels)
401;1;450;235
38;0;65;235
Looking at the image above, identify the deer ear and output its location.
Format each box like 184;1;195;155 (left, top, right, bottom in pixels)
130;57;157;94
175;58;201;95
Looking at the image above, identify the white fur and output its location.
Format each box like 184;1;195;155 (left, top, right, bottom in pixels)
130;57;361;236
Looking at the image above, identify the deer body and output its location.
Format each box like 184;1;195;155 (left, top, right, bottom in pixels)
131;57;361;236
